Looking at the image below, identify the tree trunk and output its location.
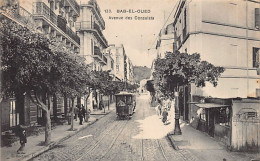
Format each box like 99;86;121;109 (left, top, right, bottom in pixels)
64;96;68;118
53;94;57;122
85;94;90;122
45;109;51;145
29;92;52;145
70;98;74;130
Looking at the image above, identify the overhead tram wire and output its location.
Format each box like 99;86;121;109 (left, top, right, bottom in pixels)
147;0;179;52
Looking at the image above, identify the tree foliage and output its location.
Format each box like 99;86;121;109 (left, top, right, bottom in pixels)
153;51;225;97
0;20;90;144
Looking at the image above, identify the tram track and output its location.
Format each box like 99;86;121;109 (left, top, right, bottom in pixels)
140;97;169;161
157;139;169;161
76;119;130;161
98;119;130;161
75;118;128;161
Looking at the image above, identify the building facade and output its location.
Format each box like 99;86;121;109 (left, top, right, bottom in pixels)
169;0;260;151
108;44;127;81
0;0;80;132
76;0;108;71
156;23;175;58
75;0;109;111
173;0;260;99
126;57;135;84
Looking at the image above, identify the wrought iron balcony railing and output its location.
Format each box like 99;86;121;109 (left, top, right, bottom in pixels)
94;46;103;60
2;5;34;25
66;0;80;14
33;2;57;25
76;21;107;47
33;2;79;44
103;55;107;64
75;21;93;30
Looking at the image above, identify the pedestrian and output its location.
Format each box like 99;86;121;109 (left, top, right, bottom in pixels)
78;106;83;125
99;100;104;110
162;108;168;125
155;100;162;117
16;124;27;154
81;104;86;121
74;105;79;121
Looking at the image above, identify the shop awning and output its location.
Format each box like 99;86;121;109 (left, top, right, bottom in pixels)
194;103;229;109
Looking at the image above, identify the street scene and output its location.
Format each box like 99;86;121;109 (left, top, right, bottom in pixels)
28;94;259;161
1;0;260;160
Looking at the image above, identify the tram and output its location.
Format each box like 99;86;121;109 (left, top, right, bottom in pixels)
115;92;136;119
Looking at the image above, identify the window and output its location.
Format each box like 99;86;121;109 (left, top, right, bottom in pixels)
50;1;54;11
116;65;119;72
253;47;259;68
91;40;93;55
111;61;114;70
218;107;231;126
255;8;260;29
116;56;119;63
10;100;19;127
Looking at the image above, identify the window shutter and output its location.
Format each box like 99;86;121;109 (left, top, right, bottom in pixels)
255;8;260;29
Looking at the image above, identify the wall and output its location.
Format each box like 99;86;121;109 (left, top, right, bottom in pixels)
214;124;231;147
1;99;10;131
231;99;260;151
180;0;260;98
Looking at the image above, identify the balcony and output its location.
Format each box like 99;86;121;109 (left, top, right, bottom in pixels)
33;2;57;25
93;22;108;45
65;26;80;44
32;2;80;45
103;56;107;64
2;5;34;25
76;21;108;47
87;1;105;27
65;0;80;15
94;46;103;61
94;46;107;65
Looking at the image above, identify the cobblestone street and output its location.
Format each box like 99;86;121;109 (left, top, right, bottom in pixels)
31;94;198;161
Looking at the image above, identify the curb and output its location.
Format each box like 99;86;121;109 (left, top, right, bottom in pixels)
19;118;99;161
90;109;114;116
166;134;179;150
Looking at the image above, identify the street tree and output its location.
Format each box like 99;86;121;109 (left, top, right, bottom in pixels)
0;20;88;144
153;51;224;134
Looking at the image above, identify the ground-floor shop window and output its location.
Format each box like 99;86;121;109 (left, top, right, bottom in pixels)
218;107;231;126
10;99;19;127
199;108;206;121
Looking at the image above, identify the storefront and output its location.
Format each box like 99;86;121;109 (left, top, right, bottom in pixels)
189;98;259;152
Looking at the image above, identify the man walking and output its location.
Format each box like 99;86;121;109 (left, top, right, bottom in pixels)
78;106;83;125
16;124;27;154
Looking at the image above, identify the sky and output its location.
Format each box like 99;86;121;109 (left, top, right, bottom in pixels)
94;0;178;67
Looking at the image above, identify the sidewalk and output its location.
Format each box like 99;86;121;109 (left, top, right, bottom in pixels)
90;103;115;115
0;104;115;161
167;120;259;161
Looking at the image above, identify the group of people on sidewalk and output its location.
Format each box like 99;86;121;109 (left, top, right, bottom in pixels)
72;104;91;125
155;97;175;125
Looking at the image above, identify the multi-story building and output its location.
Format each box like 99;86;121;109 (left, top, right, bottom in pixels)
173;0;259;99
0;0;80;131
75;0;108;111
168;0;260;151
126;57;135;84
76;0;108;71
108;44;127;81
156;22;175;58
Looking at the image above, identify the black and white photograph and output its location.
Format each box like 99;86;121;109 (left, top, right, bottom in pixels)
0;0;259;160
